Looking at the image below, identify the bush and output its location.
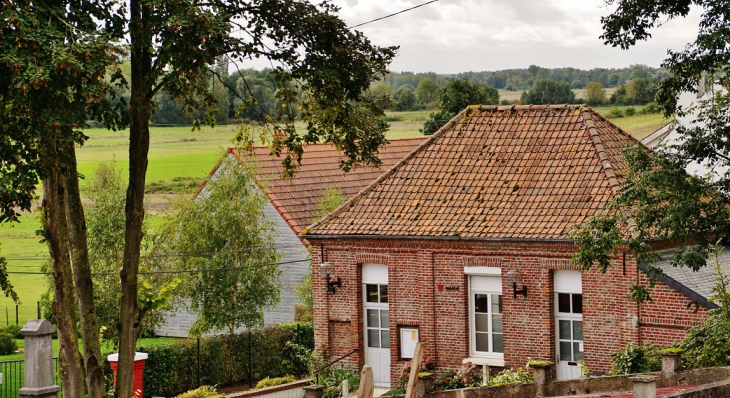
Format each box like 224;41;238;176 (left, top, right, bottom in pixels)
625;107;636;117
0;324;22;339
640;102;661;114
384;115;403;122
255;375;296;389
609;342;662;375
140;323;313;398
0;331;17;355
678;311;730;369
319;365;360;398
431;362;482;391
174;386;223;398
607;107;625;118
487;367;532;387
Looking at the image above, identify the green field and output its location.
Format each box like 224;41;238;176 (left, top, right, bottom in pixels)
0;106;669;316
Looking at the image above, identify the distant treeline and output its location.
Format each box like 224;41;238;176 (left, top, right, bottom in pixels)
105;62;665;126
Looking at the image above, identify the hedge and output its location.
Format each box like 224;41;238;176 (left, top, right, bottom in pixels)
138;323;313;398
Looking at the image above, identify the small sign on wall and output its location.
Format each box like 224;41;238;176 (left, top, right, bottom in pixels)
399;327;419;359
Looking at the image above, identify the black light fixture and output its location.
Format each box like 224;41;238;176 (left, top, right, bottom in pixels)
320;261;341;294
507;269;527;299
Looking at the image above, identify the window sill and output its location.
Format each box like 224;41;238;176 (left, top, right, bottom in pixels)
463;356;505;367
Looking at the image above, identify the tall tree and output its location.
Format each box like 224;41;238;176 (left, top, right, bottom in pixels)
422;78;499;135
1;1;396;397
573;0;730;301
520;79;575;105
585;82;607;106
161;157;280;335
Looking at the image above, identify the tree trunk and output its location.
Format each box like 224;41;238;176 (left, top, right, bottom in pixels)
43;170;84;398
117;1;153;396
61;141;105;398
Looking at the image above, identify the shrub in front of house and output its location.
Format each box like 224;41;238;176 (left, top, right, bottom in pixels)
431;362;483;391
609;341;662;375
174;386;223;398
140;322;313;398
254;375;296;389
0;330;16;355
487;367;532;387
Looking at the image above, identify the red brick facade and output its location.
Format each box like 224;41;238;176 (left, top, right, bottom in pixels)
309;237;708;383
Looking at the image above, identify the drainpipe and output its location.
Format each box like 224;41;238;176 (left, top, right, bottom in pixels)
431;251;437;366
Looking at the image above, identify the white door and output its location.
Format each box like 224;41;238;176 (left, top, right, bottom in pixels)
554;271;584;380
363;264;390;388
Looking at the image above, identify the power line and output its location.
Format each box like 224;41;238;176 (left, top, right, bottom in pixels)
348;0;439;29
6;258;311;276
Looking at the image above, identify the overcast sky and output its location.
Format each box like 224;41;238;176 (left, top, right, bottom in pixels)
324;0;702;74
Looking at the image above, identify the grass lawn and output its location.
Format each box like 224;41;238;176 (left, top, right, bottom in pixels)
0;337;182;361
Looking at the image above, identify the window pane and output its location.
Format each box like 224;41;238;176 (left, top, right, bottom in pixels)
559;320;571;340
492;333;503;353
560;341;572;361
380;310;389;329
367;329;380;348
573;342;583;360
381;330;390;348
475;332;489;352
367;309;379;328
380;285;389;303
558;293;571;313
572;294;583;314
492;314;503;333
366;285;379;303
475;313;489;332
492;294;502;314
474;294;489;313
573;321;583;341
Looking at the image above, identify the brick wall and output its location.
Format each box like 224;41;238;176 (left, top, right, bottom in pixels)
309;237;707;383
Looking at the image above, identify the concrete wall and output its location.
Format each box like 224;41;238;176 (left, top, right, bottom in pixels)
155;156;311;337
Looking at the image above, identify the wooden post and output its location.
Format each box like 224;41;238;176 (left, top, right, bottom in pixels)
404;342;425;398
357;365;374;398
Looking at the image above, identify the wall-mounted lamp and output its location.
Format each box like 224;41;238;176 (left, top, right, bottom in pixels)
320;262;341;294
507;269;528;299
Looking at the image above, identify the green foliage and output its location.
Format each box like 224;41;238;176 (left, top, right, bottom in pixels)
609;342;662;375
431;362;482;391
0;330;16;355
521;79;576;105
394;88;417;111
585;82;607;106
160;158;281;336
608;107;625;118
397;356;435;389
639;102;661;114
625;107;636;117
487;367;533;387
1;324;22;339
315;186;346;221
142;323;313;398
254;375;296;389
319;365;360;398
422;78;499;135
83;163;170;340
577;360;592;378
174;386;223;398
415;80;440;105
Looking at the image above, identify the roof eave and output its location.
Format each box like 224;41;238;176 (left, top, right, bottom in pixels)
301;233;576;243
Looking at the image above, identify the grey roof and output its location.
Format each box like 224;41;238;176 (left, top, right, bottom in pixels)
642;249;730;309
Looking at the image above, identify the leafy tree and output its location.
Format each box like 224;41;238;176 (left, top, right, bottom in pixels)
422;78;499;135
585;82;607;106
608;73;622;87
520;79;575;105
161;158;280;335
315;186;346;221
234;74;277;122
369;83;395;104
573;0;730;303
1;1;395;396
625;77;656;105
415;80;440;105
393;87;416;111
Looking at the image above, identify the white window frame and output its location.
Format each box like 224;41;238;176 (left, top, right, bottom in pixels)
467;272;503;360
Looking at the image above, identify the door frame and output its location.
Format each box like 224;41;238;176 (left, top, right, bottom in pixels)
553;270;583;380
362;263;390;388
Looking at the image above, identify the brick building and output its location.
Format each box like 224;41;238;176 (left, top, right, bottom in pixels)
302;105;713;385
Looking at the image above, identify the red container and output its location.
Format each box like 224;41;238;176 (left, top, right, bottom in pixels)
108;352;149;398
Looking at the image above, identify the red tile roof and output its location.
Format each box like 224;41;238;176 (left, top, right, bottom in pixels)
202;138;425;236
304;105;643;239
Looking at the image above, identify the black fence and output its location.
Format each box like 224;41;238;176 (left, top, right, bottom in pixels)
1;303;41;326
0;357;61;398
